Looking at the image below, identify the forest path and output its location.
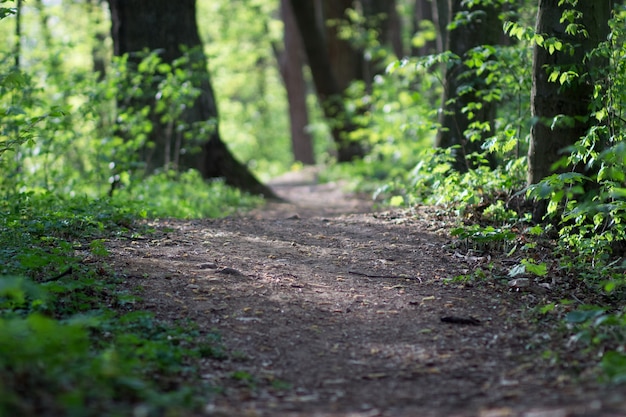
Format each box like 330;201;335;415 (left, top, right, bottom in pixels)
109;169;624;417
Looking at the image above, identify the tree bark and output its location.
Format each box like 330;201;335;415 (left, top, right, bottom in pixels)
277;0;315;165
322;0;365;91
14;0;22;69
432;0;449;55
435;0;501;172
528;0;613;185
379;0;404;58
108;0;276;198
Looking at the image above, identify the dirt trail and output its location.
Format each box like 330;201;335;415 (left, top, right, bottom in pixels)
109;172;625;417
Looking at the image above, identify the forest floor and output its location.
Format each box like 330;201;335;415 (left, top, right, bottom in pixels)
108;169;626;417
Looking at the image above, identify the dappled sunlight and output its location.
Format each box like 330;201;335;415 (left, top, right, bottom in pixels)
106;187;623;416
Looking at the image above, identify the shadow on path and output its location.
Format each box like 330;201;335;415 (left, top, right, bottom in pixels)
108;170;626;417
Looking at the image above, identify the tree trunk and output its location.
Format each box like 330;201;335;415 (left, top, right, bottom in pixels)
380;0;404;58
431;0;448;55
108;0;276;198
288;0;364;162
14;0;22;68
435;0;501;172
528;0;613;185
277;0;315;165
322;0;365;91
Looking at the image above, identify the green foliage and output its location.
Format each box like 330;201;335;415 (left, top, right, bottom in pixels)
0;3;15;20
496;5;626;383
451;224;516;252
322;58;440;194
0;8;267;411
112;169;263;219
0;3;268;220
527;8;626;272
363;30;530;209
198;0;294;178
0;309;203;416
0;194;230;415
601;351;626;384
564;305;626;383
106;49;217;177
508;259;548;278
1;47;262;217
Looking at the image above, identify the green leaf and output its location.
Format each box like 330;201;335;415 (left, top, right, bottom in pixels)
601;351;626;383
548;70;560;83
49;107;66;117
18;252;52;269
603;281;617;293
521;259;547;277
0;7;16;20
565;308;605;324
157;63;172;73
389;195;404;207
2;71;27;88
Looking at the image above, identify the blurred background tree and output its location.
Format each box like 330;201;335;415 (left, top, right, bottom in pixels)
107;0;276;197
274;0;315;165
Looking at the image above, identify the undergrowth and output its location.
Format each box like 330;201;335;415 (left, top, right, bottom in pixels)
111;169;263;219
0;194;230;416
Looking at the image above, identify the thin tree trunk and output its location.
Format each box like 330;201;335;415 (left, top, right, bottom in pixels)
432;0;448;55
384;0;404;58
322;0;364;90
277;0;315;165
87;0;108;80
34;0;62;80
14;0;22;69
361;0;404;67
108;0;276;198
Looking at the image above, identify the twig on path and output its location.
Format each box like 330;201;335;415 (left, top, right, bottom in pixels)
348;270;422;283
41;266;73;282
440;316;481;326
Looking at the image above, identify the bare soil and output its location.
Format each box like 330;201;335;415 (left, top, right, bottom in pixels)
108;171;626;417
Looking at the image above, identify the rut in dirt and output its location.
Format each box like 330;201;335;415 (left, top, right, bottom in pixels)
109;174;625;417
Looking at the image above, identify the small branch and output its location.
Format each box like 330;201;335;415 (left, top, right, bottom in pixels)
41;266;73;282
348;270;422;282
441;316;481;326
